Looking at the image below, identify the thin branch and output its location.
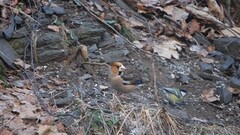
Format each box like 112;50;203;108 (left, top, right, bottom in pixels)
116;108;134;135
151;57;160;103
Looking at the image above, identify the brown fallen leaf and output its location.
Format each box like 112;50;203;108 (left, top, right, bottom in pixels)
38;125;52;135
153;40;183;59
208;45;215;52
50;77;67;85
11;0;18;6
221;27;240;37
48;25;60;32
76;126;85;135
56;123;65;133
1;7;7;19
12;101;38;120
99;12;105;20
38;125;67;135
79;44;89;62
41;115;54;125
14;58;31;69
228;87;240;94
188;19;200;34
0;128;11;135
201;89;220;102
208;0;224;20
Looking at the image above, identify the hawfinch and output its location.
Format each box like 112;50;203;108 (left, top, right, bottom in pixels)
108;62;143;93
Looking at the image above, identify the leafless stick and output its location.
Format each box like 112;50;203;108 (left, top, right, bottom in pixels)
0;116;16;129
2;4;40;25
151;57;160;103
145;109;156;135
116;108;134;135
83;62;109;68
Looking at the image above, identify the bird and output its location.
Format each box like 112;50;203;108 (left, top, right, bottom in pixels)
108;62;143;93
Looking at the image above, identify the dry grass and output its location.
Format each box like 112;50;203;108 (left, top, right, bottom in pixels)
108;94;182;135
65;93;240;135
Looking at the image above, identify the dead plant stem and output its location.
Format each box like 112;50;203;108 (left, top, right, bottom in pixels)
116;108;134;135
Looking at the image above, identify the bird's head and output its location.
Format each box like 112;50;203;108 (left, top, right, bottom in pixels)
111;62;126;71
110;62;126;76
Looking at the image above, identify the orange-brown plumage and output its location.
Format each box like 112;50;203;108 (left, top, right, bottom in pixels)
109;62;126;78
108;62;143;93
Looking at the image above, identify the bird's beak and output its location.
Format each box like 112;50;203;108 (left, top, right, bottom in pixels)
119;65;126;71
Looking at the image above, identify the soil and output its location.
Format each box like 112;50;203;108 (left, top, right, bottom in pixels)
1;0;240;134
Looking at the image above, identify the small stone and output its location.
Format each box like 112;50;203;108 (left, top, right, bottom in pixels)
102;49;130;62
142;72;150;83
179;74;190;84
88;44;98;53
14;16;23;24
221;55;234;70
229;77;240;89
216;81;232;104
53;6;65;15
79;74;92;80
199;62;213;73
42;5;54;14
167;108;189;119
99;85;108;90
190;72;201;80
13;80;25;88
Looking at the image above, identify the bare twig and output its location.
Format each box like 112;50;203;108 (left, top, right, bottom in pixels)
83;62;110;68
2;4;40;25
145;109;156;135
85;115;93;135
151;57;160;103
0;116;16;129
116;108;134;135
112;93;124;109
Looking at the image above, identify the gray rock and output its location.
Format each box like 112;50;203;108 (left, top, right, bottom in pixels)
79;74;92;80
0;38;19;68
98;32;115;48
88;44;98;53
81;36;102;45
37;32;63;47
142;72;151;83
196;72;223;81
167;108;189;119
213;37;240;59
12;27;29;38
221;55;234;70
60;115;75;126
3;15;15;38
53;6;65;15
193;33;211;46
37;42;68;63
190;72;202;80
101;49;130;63
14;16;23;24
11;32;68;63
13;80;25;88
199;62;213;73
179;74;190;84
10;38;28;55
229;77;240;89
216;81;232;104
71;26;105;45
